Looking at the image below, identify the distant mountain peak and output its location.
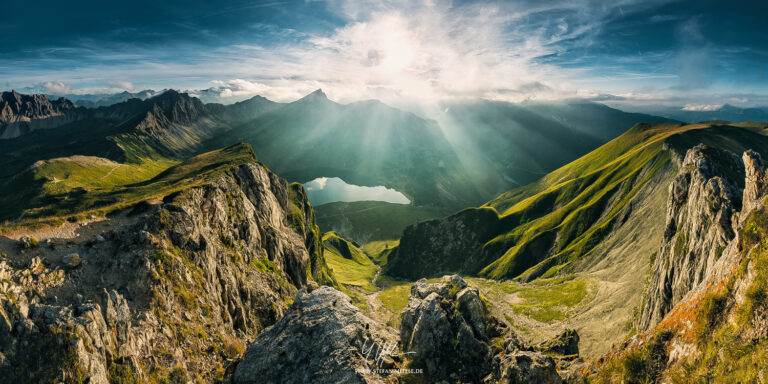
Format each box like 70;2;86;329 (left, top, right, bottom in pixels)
147;89;199;108
300;89;328;101
0;91;80;138
153;89;183;99
243;94;268;102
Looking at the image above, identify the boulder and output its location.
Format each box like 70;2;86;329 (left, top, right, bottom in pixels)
233;287;386;384
62;253;81;268
538;329;580;356
18;236;37;250
399;275;504;382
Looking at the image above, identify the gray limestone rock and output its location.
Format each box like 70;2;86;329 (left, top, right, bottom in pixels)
233;286;385;384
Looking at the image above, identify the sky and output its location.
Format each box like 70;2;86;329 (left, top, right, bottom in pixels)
2;0;767;107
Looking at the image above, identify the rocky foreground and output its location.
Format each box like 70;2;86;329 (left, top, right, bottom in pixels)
231;275;582;383
0;161;334;383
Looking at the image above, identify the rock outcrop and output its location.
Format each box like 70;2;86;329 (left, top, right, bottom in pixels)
399;275;565;383
485;351;562;384
386;208;502;280
0;160;334;382
0;91;83;139
538;329;580;356
639;145;745;330
232;287;388;384
741;150;768;219
400;276;502;382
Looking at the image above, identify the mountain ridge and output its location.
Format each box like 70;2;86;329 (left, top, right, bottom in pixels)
0;89;679;228
0;91;84;139
386;122;768;282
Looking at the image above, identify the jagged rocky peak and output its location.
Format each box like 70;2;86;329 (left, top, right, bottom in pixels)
0;90;78;123
741;149;767;217
0;91;83;138
143;89;206;123
0;91;79;122
639;144;755;330
295;88;330;104
305;88;327;99
0;159;332;382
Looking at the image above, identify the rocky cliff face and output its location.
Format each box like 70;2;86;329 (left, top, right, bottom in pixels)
0;91;84;139
639;144;745;330
0;161;333;383
592;146;768;382
386;207;502;280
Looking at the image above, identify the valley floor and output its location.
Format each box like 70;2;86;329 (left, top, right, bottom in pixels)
328;165;671;359
332;233;663;359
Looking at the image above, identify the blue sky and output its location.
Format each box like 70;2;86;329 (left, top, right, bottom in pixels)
2;0;767;107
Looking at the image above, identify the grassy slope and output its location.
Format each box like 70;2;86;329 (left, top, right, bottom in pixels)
0;155;176;221
315;201;450;243
479;123;681;280
322;231;379;293
389;122;768;282
468;275;589;323
1;143;257;229
484;122;768;280
361;240;399;265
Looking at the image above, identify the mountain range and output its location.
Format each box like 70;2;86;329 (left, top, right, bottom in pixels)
0;89;676;221
622;103;768;124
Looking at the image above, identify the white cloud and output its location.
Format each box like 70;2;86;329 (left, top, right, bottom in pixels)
211;79;270;97
296;3;566;102
106;80;135;91
682;103;723;111
40;81;72;94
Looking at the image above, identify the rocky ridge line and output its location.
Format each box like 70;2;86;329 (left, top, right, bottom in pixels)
0;160;332;383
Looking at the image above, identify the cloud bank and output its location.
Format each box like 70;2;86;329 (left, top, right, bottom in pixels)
3;0;767;107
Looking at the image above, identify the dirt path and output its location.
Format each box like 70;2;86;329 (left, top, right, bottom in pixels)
371;267;383;288
99;164;122;181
